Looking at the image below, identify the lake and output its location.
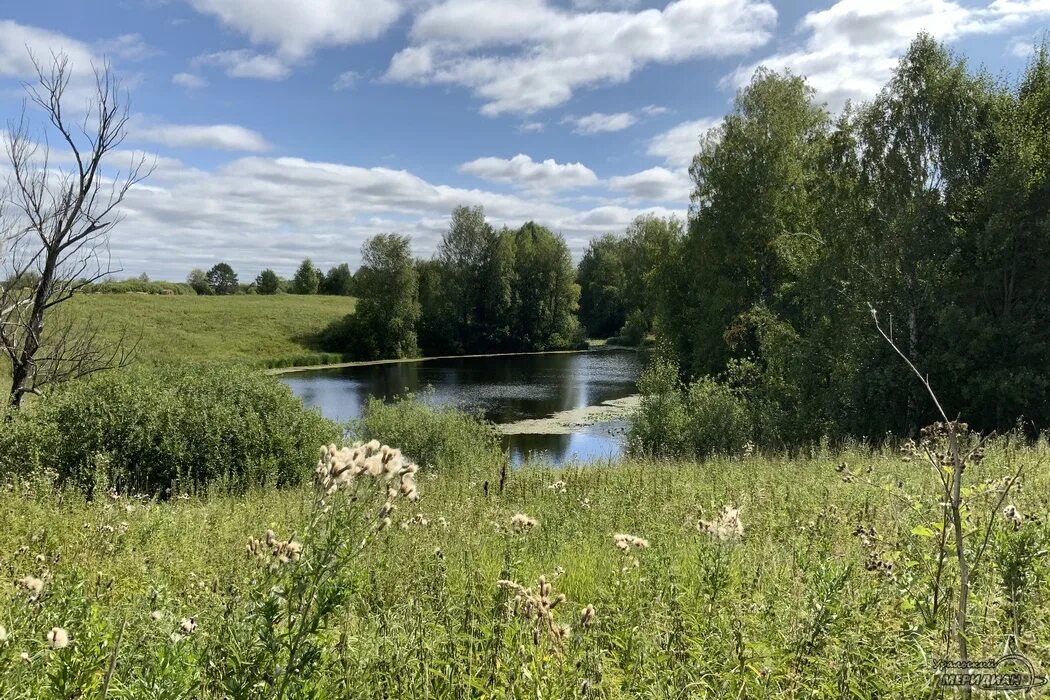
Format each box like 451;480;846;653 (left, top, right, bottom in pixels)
281;348;642;465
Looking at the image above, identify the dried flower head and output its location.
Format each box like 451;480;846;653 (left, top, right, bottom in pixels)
1003;505;1024;529
151;610;165;622
46;627;69;650
511;513;539;532
497;574;572;645
698;506;745;541
548;480;567;494
613;533;649;552
179;618;197;635
580;604;597;629
15;576;44;601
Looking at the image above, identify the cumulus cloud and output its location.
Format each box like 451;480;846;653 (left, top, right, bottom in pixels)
132;122;272;152
564;112;638;134
728;0;1050;110
110;154;682;278
333;70;360;90
386;0;777;115
194;49;291;80
172;72;207;89
608;166;691;201
187;0;403;60
0;20;98;83
647;118;722;169
459;154;599;192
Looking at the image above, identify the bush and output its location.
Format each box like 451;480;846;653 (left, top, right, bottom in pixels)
0;365;337;495
628;356;752;458
354;397;506;482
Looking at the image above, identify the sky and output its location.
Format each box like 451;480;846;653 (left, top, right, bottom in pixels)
0;0;1046;280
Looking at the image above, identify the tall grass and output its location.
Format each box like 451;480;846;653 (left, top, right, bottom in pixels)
1;438;1047;697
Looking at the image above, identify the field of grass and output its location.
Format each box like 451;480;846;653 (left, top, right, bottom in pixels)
2;442;1047;697
68;294;354;369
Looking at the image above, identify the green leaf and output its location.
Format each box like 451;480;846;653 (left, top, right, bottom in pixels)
911;525;935;538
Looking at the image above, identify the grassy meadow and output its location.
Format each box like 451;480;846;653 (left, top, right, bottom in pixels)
2;441;1048;697
68;294;354;369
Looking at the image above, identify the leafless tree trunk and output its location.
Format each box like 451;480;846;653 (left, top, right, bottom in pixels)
0;53;149;408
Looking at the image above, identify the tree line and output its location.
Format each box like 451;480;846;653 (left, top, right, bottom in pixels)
322;207;584;360
614;34;1050;451
185;260;355;296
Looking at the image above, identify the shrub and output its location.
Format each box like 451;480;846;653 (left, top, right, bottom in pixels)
628;356;752;458
354;396;506;482
0;365;337;495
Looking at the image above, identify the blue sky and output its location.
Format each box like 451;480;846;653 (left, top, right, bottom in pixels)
0;0;1046;279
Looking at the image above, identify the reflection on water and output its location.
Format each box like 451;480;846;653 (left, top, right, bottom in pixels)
281;349;641;465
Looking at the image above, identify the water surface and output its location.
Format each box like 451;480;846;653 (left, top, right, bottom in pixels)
281;349;641;465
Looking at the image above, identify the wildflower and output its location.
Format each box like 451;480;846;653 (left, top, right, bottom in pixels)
15;576;44;600
46;627;69;650
1003;505;1024;529
151;610;165;621
548;480;567;494
179;618;197;635
613;533;649;552
698;506;745;541
19;652;29;663
34;554;45;564
511;513;538;532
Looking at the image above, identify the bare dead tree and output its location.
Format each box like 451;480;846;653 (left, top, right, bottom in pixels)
0;52;150;408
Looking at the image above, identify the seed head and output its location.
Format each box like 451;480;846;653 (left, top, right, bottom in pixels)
511;513;538;532
46;627;69;650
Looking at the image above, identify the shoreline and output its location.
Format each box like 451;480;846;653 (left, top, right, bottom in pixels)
266;344;637;376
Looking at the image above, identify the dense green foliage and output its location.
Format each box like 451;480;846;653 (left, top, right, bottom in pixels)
320;262;354;296
81;278;197;295
1;439;1047;696
291;258;322;295
645;37;1050;450
205;263;239;295
325;208;583;361
254;268;281;294
328;233;421;360
355;395;506;482
577;216;682;340
0;365;336;495
418;208;583;354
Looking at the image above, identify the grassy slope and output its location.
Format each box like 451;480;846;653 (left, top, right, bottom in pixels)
1;446;1048;696
68;294;354;368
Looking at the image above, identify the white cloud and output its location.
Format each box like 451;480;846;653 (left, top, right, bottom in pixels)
0;20;98;81
109;154;683;278
729;0;1050;110
520;121;545;133
641;104;669;116
195;49;291;79
1007;34;1040;57
95;34;153;61
565;112;638;134
459;154;599;192
133;122;272;152
647;118;722;169
173;72;208;89
333;70;360;90
386;0;777;115
608;166;691;201
188;0;403;60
